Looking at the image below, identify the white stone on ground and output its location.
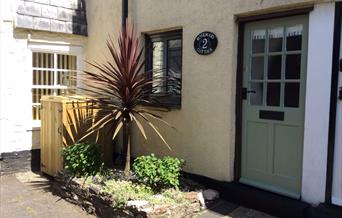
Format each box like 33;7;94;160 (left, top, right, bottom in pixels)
197;192;206;208
202;189;219;201
127;200;149;209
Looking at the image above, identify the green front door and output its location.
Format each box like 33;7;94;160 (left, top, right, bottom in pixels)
241;15;308;198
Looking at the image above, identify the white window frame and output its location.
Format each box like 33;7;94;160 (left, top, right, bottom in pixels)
28;43;84;128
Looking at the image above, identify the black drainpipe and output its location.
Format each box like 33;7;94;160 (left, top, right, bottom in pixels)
325;1;342;205
122;0;128;27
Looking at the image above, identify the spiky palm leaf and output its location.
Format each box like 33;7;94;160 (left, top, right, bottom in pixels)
77;24;176;173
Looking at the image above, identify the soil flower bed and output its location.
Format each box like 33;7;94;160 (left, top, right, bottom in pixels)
52;169;206;218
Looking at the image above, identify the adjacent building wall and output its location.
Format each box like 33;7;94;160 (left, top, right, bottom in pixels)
0;0;87;154
16;0;87;35
302;2;335;205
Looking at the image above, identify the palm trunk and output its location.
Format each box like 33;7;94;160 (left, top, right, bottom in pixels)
123;119;131;176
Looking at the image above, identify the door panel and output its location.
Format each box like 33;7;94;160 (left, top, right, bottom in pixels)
246;122;268;172
273;124;301;178
241;15;308;198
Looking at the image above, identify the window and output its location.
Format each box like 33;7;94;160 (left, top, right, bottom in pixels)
32;52;77;120
146;30;182;107
249;24;303;108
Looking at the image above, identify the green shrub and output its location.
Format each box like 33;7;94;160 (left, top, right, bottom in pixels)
63;143;104;178
133;154;184;190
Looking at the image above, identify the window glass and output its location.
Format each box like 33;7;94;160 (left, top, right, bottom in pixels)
167;39;182;94
249;82;263;106
284;83;300;107
147;31;182;107
269;27;283;52
268;55;282;80
32;52;54;68
267;83;281;106
286;25;302;51
251;56;264;80
32;52;77;120
252;30;266;54
285;54;301;79
152;41;165;94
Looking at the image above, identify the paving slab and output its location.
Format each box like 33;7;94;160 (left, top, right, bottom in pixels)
0;172;93;218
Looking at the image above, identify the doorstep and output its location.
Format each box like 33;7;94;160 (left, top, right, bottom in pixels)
183;172;310;218
198;199;276;218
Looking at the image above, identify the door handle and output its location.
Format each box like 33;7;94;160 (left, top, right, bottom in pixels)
242;88;256;99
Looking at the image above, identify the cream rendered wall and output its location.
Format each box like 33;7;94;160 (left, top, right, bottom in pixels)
84;0;124;155
84;0;122;69
129;0;332;182
0;0;86;153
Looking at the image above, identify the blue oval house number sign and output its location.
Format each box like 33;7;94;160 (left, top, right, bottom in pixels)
194;31;218;55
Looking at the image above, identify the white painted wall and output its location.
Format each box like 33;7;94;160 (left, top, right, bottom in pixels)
0;0;33;153
302;2;335;205
0;0;87;154
332;23;342;205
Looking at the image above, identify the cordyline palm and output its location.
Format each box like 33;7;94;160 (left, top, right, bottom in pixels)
78;24;176;175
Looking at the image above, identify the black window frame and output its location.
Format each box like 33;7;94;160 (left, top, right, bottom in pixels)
145;30;183;108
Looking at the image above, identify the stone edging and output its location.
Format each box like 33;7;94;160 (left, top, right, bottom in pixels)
50;173;202;218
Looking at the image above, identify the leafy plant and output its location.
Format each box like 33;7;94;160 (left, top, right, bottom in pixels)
133;154;185;190
63;143;104;178
78;23;177;175
102;180;153;208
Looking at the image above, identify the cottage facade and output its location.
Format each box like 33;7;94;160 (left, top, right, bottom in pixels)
0;0;341;212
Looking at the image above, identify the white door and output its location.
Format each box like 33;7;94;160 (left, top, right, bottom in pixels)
332;18;342;206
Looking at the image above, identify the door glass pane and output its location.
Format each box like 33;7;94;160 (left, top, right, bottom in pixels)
252;30;266;53
267;83;281;106
249;82;263;106
284;83;300;107
268;55;282;79
251;56;264;80
269;27;283;52
152;41;165;93
285;54;301;79
286;25;303;51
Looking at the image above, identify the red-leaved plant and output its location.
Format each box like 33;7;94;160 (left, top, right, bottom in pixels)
78;24;177;175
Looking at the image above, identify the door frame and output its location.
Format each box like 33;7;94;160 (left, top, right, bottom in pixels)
325;1;342;205
234;7;313;181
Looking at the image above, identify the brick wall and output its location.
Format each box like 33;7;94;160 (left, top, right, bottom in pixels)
16;0;87;35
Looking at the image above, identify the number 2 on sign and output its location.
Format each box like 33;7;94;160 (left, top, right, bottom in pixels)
202;38;208;49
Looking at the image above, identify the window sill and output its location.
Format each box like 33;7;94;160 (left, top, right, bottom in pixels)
27;121;41;131
142;95;181;110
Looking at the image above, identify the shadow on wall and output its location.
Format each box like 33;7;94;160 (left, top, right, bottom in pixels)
62;101;114;167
